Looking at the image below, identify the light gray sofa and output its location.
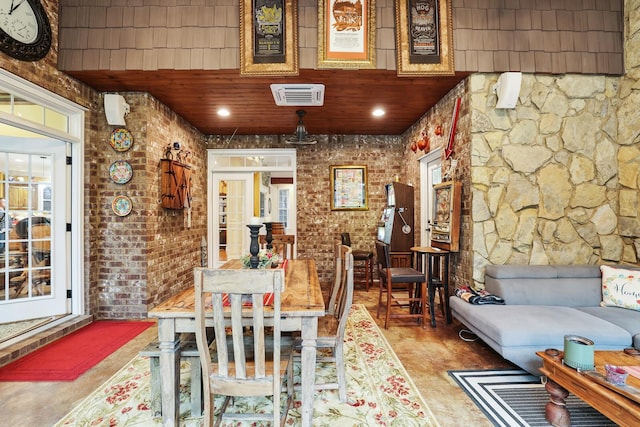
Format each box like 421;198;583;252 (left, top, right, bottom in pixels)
449;265;640;375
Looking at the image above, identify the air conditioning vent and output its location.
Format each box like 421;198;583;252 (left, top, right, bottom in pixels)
270;84;325;106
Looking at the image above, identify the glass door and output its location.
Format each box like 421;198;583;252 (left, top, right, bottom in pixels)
419;149;442;246
0;138;69;322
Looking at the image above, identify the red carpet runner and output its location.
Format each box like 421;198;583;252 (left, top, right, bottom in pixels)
0;320;154;382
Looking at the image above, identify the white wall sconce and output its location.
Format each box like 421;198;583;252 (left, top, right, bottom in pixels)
492;72;522;109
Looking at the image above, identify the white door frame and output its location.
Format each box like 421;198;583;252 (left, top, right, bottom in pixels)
0;70;86;323
207;149;297;267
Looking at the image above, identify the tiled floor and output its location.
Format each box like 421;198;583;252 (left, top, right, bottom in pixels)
0;286;514;426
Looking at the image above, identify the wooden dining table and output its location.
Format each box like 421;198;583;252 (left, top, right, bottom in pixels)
148;259;325;427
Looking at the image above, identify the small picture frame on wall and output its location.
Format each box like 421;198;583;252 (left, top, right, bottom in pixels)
240;0;299;76
395;0;454;76
330;165;368;210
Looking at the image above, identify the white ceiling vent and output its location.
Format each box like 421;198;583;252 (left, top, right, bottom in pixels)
270;84;325;106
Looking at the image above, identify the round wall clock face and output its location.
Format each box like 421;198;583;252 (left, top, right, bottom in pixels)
0;0;52;61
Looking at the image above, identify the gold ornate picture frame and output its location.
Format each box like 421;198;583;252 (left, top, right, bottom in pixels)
318;0;376;69
330;165;368;211
395;0;454;76
240;0;299;76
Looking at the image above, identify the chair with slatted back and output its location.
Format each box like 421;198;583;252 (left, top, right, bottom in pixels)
294;244;353;402
326;240;344;316
259;234;295;260
375;241;427;329
194;267;293;427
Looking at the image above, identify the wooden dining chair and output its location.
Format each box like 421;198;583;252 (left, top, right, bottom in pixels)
375;241;428;329
194;267;293;427
326;240;344;316
259;234;295;260
295;244;354;402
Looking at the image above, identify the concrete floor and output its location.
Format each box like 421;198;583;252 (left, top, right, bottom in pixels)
0;286;514;426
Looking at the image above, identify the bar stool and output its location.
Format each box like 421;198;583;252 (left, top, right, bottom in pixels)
375;241;428;329
410;246;452;327
341;232;373;290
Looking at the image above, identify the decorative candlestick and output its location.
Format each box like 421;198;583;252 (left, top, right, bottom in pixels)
247;224;262;268
263;222;274;250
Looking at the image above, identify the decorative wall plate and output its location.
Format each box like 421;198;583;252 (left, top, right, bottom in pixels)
109;127;133;152
109;160;133;184
111;195;132;216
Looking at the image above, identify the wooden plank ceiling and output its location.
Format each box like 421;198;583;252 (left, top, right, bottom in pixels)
68;68;469;136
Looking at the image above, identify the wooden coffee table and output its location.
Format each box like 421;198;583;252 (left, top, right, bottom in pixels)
537;350;640;427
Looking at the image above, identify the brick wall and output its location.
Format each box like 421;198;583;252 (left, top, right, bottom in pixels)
204;135;405;289
402;80;471;289
93;93;208;318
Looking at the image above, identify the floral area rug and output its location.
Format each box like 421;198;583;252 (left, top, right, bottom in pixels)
55;304;439;426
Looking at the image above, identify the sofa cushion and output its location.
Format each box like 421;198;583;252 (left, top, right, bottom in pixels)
600;265;640;311
451;302;631;348
485;265;558;279
577;306;640;337
484;265;602;306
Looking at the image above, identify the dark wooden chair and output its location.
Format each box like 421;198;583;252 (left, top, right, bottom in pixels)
375;241;427;329
341;232;373;290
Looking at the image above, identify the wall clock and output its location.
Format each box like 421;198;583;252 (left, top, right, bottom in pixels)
0;0;52;61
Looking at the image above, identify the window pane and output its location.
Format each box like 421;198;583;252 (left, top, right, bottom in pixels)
0;91;10;114
13;96;44;125
45;108;68;133
278;189;289;228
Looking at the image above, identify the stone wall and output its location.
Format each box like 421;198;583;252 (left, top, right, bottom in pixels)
469;73;624;287
618;0;640;266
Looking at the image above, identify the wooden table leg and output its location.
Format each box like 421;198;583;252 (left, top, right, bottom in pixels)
157;319;180;427
299;316;318;427
544;378;571;427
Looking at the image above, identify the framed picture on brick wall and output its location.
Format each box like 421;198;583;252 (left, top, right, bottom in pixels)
330;165;368;210
317;0;376;69
240;0;299;76
395;0;454;76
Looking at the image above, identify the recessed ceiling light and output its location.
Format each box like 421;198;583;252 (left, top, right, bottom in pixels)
372;108;385;117
217;108;230;117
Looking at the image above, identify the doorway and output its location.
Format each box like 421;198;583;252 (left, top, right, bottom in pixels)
419;149;442;246
0;69;85;342
207;149;297;267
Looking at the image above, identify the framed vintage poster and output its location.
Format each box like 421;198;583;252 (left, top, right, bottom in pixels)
395;0;454;76
317;0;376;69
240;0;298;76
330;165;368;210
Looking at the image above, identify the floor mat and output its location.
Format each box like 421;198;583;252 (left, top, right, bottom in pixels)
0;320;154;381
448;369;616;427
